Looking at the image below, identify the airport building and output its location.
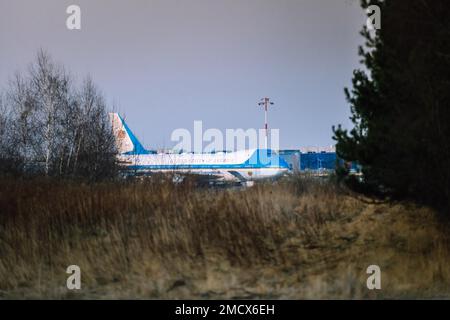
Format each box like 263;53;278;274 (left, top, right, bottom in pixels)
278;147;360;173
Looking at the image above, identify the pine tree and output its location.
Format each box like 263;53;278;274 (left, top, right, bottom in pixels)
333;0;450;213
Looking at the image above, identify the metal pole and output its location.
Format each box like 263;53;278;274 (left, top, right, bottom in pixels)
264;98;268;149
258;97;274;150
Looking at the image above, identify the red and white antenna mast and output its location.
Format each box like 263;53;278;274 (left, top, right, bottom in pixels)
258;97;275;149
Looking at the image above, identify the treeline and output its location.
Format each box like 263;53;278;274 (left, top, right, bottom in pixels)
334;0;450;213
0;50;117;181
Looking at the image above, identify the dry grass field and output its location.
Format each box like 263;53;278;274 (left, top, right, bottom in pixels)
0;175;449;299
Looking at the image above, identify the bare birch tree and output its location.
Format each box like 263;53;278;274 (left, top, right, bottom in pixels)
0;50;118;180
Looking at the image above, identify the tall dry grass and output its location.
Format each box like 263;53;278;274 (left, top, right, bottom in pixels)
0;175;449;299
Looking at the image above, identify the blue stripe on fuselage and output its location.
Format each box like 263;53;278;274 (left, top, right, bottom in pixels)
124;149;290;170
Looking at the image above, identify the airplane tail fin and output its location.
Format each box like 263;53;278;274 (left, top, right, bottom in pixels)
109;113;148;154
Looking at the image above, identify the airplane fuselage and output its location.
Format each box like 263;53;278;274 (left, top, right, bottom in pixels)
110;113;289;183
118;149;289;182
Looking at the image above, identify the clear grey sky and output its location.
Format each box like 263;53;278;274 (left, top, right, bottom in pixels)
0;0;366;149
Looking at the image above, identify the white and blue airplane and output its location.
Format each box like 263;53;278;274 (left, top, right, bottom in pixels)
110;113;289;183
